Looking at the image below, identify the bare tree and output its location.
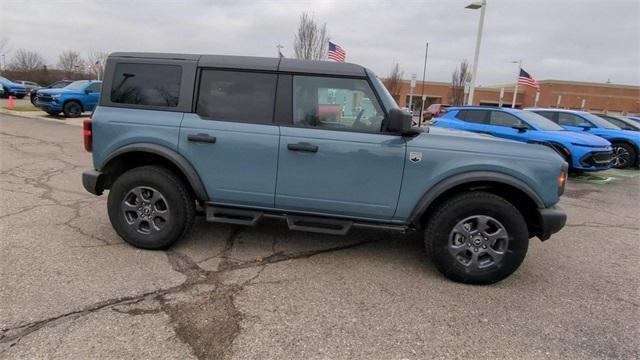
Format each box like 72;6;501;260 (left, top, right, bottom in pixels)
293;12;329;60
86;49;109;79
8;49;45;72
384;63;404;102
450;60;470;105
58;50;85;77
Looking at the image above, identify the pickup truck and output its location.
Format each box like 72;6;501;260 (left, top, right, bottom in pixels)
82;52;567;284
35;80;101;117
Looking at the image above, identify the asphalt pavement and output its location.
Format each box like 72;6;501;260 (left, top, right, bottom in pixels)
0;113;638;359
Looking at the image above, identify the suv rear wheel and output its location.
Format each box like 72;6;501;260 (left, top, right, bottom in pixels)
107;166;195;249
425;192;529;284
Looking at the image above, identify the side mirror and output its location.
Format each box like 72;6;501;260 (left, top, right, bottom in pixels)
511;123;528;132
578;123;592;130
387;108;421;136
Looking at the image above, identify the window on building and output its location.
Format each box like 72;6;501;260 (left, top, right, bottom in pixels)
197;70;277;124
111;63;182;107
293;76;384;132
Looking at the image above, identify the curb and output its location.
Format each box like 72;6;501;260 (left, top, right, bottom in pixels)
0;108;86;127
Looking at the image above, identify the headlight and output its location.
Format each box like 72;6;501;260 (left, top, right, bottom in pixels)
51;94;61;99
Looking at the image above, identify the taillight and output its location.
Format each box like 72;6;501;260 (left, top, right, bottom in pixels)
83;118;92;152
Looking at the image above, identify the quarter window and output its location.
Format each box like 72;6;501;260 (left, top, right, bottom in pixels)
197;70;277;124
293;76;384;132
111;63;182;107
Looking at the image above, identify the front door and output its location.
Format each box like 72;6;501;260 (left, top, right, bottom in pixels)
275;75;406;220
179;69;280;207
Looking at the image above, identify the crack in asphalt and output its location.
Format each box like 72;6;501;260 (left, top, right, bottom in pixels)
0;236;375;359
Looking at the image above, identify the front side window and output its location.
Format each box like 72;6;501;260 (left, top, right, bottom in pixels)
293;76;384;132
85;83;101;93
111;63;181;107
489;111;525;127
197;70;277;124
558;113;586;126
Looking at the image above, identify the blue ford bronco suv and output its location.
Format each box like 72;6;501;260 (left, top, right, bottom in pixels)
82;52;567;284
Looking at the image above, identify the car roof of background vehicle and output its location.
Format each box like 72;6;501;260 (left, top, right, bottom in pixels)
109;52;367;77
526;108;591;115
445;106;523;114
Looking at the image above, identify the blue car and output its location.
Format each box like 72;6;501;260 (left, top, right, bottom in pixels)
35;80;102;118
0;76;28;99
433;106;612;172
529;109;640;169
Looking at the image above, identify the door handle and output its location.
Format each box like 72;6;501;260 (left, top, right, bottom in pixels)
287;142;318;153
187;133;216;144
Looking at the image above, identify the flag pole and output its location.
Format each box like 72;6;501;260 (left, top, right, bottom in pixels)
419;42;428;127
511;59;522;108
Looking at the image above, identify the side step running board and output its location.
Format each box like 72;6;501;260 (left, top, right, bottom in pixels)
285;215;352;235
205;205;407;235
206;206;263;226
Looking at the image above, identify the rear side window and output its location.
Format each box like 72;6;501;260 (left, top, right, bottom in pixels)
457;110;488;124
110;63;182;107
197;70;277;124
535;111;555;122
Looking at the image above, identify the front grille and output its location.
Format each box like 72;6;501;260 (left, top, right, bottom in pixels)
37;94;53;102
580;151;613;167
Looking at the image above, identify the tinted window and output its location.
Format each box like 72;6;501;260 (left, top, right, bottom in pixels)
519;111;564;130
489;111;524;127
86;83;101;93
197;70;276;124
535;111;555;121
111;63;181;107
293;76;384;132
458;110;488;124
558;113;586;126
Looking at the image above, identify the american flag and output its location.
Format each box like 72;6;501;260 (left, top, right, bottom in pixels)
518;68;539;90
328;41;346;63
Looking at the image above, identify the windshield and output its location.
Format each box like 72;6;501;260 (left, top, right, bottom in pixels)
519;111;565;131
370;73;399;111
581;112;621;130
65;80;90;91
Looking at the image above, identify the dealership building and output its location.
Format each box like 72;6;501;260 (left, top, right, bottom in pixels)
386;79;640;115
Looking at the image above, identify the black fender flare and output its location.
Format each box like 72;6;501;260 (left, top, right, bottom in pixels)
407;171;545;225
101;143;209;201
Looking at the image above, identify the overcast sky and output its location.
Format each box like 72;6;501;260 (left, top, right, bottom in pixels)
1;0;639;85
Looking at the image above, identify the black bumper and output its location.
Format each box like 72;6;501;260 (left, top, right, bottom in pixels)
537;205;567;241
82;170;105;196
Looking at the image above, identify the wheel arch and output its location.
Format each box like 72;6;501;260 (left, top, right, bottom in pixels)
409;172;545;238
98;143;208;201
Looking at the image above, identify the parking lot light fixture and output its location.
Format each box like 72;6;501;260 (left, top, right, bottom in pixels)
466;0;487;106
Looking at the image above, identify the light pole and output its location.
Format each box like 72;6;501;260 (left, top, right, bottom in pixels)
466;0;487;106
511;59;522;108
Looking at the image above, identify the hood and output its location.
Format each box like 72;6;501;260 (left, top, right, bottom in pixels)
0;80;26;90
38;87;81;95
409;126;562;162
530;130;611;147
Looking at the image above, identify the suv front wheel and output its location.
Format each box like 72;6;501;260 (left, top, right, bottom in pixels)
425;192;529;284
107;166;195;249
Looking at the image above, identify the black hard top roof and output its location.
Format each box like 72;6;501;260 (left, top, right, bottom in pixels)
109;52;367;77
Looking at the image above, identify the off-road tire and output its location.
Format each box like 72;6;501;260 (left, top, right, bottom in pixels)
107;166;195;250
424;191;529;284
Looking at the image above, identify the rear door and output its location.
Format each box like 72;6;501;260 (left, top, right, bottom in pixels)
274;75;405;220
179;69;280;207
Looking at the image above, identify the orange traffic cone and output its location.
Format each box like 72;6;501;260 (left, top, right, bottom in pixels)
7;96;14;110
